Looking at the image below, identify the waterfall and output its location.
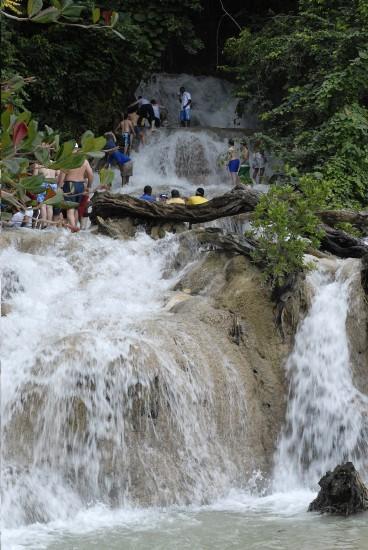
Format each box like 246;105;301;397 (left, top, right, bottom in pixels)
124;129;231;198
273;259;368;490
1;231;247;530
136;73;259;129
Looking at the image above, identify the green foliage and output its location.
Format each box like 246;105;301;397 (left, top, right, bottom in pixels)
1;1;203;137
225;0;368;208
251;176;331;286
1;77;109;210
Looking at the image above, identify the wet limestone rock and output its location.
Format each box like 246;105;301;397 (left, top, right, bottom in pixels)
308;462;368;515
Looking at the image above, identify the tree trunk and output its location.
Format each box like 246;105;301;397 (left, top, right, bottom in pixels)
317;209;368;231
320;225;368;258
90;186;261;225
91;187;368;259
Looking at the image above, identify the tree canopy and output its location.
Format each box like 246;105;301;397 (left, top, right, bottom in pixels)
2;0;203;137
225;0;368;208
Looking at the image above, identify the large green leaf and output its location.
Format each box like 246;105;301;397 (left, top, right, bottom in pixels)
32;7;61;23
93;136;106;150
19;175;45;192
44;189;64;205
52;152;86;170
99;168;114;186
27;0;43;18
110;11;118;27
2;159;23;174
62;4;85;18
54;140;76;162
34;146;50;166
92;7;100;23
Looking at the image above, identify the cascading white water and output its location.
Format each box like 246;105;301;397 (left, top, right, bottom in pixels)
273;259;368;490
136;73;259;129
1;230;248;534
124;129;232;198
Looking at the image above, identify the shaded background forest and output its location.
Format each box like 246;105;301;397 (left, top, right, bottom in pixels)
2;0;296;135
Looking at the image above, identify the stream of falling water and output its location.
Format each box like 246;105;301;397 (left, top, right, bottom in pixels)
273;259;368;490
1;230;249;549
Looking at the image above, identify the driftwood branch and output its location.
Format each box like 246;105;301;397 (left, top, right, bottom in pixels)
317;209;368;231
90;186;260;225
91;187;368;259
320;225;368;258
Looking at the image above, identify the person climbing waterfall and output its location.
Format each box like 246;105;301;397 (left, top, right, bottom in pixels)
179;86;192;127
115;113;135;155
104;132;133;187
227;139;240;185
128;96;155;129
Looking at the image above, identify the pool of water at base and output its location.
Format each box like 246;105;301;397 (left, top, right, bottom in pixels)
4;490;368;550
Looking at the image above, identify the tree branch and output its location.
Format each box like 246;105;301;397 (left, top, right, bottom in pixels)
0;10;125;39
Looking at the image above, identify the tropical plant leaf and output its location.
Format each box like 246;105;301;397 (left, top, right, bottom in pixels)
32;6;60;23
12;121;28;146
27;0;43;17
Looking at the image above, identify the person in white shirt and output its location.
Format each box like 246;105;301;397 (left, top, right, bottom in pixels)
7;209;24;228
179;86;192;127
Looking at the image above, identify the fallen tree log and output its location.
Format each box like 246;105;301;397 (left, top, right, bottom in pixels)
320;225;368;258
91;187;368;259
317;209;368;231
90;186;261;225
308;462;368;515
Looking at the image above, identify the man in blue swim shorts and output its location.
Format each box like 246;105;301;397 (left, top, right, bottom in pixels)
227;139;240;185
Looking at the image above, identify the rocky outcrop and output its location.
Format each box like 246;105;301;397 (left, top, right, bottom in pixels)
171;250;290;477
308;462;368;515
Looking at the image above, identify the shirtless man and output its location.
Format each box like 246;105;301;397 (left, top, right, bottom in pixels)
227;139;240;185
115;113;135;155
58;152;93;229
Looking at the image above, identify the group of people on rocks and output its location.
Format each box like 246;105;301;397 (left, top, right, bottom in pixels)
227;139;267;185
4;84;269;233
139;186;207;205
111;85;192;156
5;146;97;232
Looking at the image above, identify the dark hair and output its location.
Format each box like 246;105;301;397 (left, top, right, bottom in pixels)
196;187;205;197
228;139;234;146
144;185;152;195
180;86;185;93
151;99;157;105
171;189;180;198
123;112;128;119
137;95;142;99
